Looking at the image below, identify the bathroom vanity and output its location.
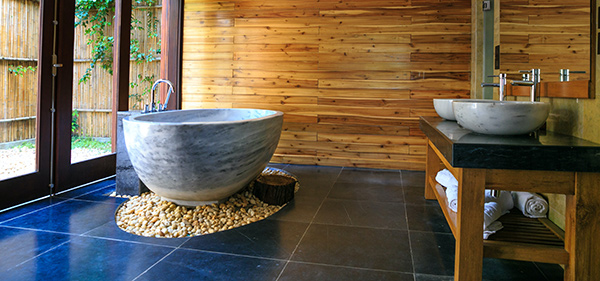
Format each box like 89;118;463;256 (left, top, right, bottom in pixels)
420;116;600;281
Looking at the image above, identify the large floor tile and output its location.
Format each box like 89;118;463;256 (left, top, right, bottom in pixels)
283;164;342;180
410;231;559;280
136;248;285;281
181;219;309;259
278;262;414;281
403;184;431;206
328;181;404;203
266;195;323;223
409;231;455;276
0;197;66;224
73;184;128;205
405;203;451;233
0;227;71;272
534;262;564;281
0;235;173;281
291;224;413;272
54;179;116;199
401;170;426;188
313;199;407;229
0;200;118;234
337;167;401;185
84;221;190;248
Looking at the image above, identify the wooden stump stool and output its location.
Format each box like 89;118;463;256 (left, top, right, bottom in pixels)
252;174;296;205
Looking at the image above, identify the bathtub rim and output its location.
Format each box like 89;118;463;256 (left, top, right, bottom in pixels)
124;108;284;125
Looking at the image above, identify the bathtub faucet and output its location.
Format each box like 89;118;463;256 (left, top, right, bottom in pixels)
144;79;175;113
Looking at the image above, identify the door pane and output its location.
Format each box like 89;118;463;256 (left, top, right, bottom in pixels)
0;0;39;180
71;1;114;163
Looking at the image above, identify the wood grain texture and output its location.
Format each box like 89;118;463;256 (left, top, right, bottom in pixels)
182;0;472;170
499;1;591;88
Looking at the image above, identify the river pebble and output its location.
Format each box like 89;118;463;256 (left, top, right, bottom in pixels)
115;167;299;238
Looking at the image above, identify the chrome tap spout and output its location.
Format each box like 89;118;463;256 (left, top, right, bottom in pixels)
144;79;175;113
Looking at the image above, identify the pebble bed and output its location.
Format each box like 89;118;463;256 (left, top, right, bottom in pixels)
115;168;299;238
0;147;110;180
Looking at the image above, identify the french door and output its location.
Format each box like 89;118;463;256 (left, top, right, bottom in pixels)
0;0;115;210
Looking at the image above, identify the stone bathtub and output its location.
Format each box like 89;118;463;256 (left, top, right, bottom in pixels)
123;108;283;206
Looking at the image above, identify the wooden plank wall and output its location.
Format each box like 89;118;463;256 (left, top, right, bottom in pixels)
182;0;472;170
500;0;590;82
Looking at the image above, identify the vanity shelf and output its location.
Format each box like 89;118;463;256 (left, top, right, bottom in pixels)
420;116;600;281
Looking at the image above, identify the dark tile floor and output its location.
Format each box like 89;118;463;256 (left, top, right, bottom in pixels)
0;164;564;280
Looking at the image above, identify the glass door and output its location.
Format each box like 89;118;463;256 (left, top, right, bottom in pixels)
0;0;117;209
0;0;54;209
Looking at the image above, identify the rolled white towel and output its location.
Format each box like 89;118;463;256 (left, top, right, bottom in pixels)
446;186;458;212
484;221;503;240
485;190;514;210
512;191;548;218
435;169;458;190
483;201;508;230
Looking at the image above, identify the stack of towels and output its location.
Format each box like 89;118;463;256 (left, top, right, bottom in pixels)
435;169;549;239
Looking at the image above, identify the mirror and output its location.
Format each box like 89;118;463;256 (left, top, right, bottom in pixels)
497;1;591;85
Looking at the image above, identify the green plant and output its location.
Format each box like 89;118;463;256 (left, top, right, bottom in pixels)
72;110;80;135
75;0;160;103
8;65;37;76
129;74;155;109
71;136;111;152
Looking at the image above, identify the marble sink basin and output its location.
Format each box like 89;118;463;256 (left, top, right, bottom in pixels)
433;99;488;120
453;100;550;135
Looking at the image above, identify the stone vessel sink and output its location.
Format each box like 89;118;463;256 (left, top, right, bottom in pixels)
123;108;283;206
433;99;487;120
453;100;550;135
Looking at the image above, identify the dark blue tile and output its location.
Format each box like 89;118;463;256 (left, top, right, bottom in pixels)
0;227;71;272
283;164;342;180
401;170;426;188
410;231;455;275
55;179;116;199
411;230;552;280
415;274;454;281
84;221;190;248
182;219;308;259
0;197;67;224
0;235;172;281
403;184;430;205
74;185;128;205
267;163;288;170
406;203;451;233
267;195;322;223
313;199;407;229
136;248;284;281
1;200;118;234
328;181;404;203
279;262;414;281
337;167;401;185
482;258;550;281
291;224;413;272
535;262;564;281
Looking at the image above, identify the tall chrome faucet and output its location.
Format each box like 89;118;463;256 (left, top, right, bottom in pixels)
144;79;175;113
511;69;541;102
481;73;507;101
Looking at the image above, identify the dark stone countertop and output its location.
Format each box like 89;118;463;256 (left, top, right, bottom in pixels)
420;116;600;172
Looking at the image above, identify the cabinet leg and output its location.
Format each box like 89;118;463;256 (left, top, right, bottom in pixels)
424;141;439;200
564;172;600;281
454;168;485;280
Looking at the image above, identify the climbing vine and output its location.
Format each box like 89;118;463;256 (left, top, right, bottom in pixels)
8;65;37;76
74;0;160;107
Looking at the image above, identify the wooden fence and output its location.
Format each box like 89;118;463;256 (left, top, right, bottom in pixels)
0;0;161;143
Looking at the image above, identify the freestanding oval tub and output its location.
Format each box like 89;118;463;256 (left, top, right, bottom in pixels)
123;108;283;206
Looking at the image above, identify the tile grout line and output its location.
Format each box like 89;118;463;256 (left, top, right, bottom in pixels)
274;166;343;281
399;170;418;281
9;240;72;270
131;247;180;281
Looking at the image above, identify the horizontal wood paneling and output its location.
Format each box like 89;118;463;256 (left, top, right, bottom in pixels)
500;1;590;82
182;0;471;170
